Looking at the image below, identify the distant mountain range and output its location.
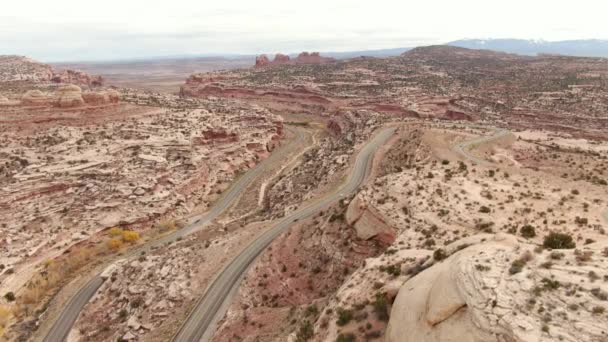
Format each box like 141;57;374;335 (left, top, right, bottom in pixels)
448;39;608;57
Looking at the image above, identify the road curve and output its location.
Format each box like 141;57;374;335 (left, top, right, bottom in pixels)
452;128;510;165
42;128;308;342
173;127;396;342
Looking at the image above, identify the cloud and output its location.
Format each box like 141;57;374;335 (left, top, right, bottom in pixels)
1;0;607;61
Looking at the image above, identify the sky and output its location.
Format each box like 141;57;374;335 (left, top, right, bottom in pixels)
1;0;607;62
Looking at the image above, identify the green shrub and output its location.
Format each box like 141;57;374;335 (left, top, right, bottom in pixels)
336;308;353;326
520;225;536;239
295;320;313;341
373;293;389;321
3;292;15;302
543;232;576;249
509;259;526;275
433;248;447;261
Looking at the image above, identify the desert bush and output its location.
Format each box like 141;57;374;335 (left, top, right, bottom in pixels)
336;308;353;326
122;230;140;243
520;225;536;239
107;238;123;250
157;219;177;232
433;248;447;261
0;305;11;328
543;232;576;249
295;320;313;341
336;333;356;342
4;292;15;302
109;227;123;237
373;293;389;321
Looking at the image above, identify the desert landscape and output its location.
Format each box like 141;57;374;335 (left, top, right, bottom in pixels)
1;16;608;342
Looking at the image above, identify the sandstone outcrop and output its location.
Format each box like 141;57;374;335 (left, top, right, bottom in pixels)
0;55;54;82
16;85;120;108
54;84;85;108
254;51;336;67
82;90;120;105
0;54;103;87
386;234;608;342
51;69;104;87
274;53;290;63
346;194;396;244
255;55;271;68
21;90;50;106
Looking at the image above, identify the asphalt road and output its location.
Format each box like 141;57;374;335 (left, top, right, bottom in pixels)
452;128;510;165
42;127;308;342
172;127;396;342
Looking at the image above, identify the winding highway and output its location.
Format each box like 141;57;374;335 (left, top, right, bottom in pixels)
451;128;510;166
42;127;308;342
173;127;396;342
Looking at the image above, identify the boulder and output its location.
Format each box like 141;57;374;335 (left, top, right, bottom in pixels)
346;194;395;243
386;235;608;342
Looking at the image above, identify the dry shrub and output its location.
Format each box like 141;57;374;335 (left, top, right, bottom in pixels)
157;219;177;232
122;230;140;243
107;238;123;250
109;227;123;237
0;305;11;328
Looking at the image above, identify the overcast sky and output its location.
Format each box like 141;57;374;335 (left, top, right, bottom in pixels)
1;0;607;62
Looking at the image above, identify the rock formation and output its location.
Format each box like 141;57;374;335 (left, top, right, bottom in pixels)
254;51;336;67
82;90;120;105
274;53;290;63
54;84;85;108
346;194;396;244
21;90;50;106
386;234;608;342
15;85;120;108
255;55;271;68
51;69;104;87
0;54;103;87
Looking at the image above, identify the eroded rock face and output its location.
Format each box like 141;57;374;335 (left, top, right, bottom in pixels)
51;69;104;87
274;53;290;63
386;234;608;342
255;54;271;68
17;85;120;108
54;84;85;108
0;55;103;87
346;194;396;244
21;90;50;106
